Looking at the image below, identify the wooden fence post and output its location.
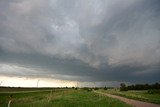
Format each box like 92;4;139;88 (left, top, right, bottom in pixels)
8;95;12;107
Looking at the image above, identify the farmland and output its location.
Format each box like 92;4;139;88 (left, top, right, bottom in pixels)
0;87;131;107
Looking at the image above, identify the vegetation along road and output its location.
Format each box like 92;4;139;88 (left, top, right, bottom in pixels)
0;88;132;107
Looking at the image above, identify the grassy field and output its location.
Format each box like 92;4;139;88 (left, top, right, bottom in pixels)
100;89;160;104
0;88;132;107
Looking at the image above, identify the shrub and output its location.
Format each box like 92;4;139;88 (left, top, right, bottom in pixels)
147;89;160;94
120;83;128;91
104;87;108;90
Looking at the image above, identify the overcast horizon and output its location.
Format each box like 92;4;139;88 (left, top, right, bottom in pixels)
0;0;160;87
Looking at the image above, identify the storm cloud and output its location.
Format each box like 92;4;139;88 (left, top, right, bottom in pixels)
0;0;160;84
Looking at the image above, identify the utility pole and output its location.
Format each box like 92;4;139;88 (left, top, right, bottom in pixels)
36;80;39;88
77;81;78;88
0;81;3;86
93;82;95;88
105;81;107;87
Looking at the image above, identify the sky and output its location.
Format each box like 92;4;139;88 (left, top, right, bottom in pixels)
0;0;160;87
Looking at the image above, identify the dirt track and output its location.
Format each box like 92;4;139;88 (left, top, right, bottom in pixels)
96;91;160;107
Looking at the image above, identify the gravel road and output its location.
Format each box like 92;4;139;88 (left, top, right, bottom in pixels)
96;91;160;107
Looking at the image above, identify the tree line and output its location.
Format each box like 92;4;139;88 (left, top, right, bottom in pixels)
120;82;160;91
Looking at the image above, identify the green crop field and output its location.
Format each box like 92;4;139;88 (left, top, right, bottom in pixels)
100;89;160;104
0;88;132;107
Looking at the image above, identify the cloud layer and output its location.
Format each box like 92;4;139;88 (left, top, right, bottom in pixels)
0;0;160;83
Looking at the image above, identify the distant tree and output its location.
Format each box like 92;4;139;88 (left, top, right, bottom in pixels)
125;82;160;90
120;83;128;91
153;83;160;89
94;87;99;90
144;84;149;90
75;87;78;90
104;87;108;90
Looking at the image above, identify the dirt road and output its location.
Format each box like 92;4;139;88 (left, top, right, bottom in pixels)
96;91;160;107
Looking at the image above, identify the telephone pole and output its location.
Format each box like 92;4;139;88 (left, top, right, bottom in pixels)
36;80;40;88
0;81;2;86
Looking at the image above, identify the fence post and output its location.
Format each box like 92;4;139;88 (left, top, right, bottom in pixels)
8;95;12;107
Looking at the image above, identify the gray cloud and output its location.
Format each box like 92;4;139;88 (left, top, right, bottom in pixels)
0;0;160;83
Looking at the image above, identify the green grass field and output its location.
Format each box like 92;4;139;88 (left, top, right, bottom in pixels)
101;89;160;104
0;88;132;107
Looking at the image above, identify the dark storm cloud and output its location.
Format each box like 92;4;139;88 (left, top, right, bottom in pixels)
0;0;160;83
